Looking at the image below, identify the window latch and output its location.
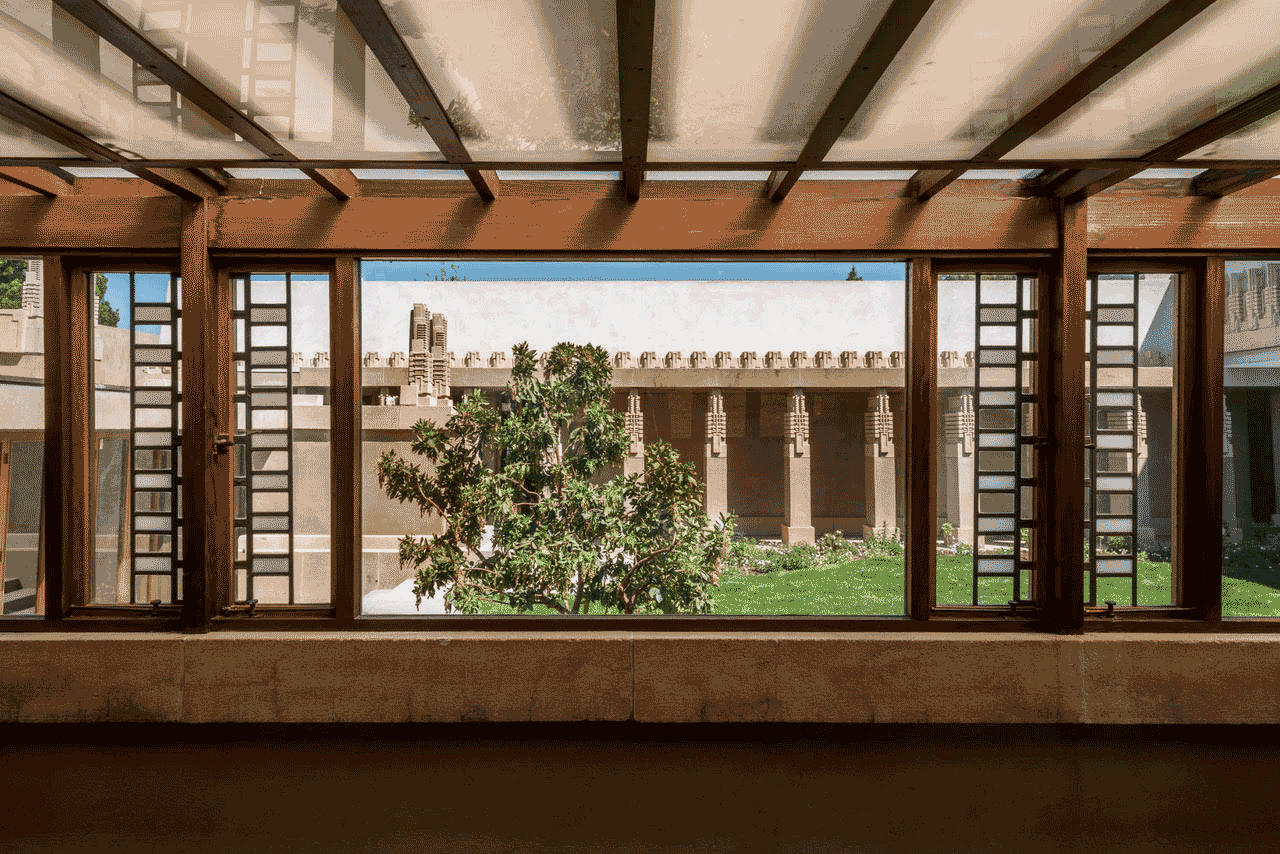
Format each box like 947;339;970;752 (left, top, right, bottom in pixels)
1104;600;1117;617
213;433;234;454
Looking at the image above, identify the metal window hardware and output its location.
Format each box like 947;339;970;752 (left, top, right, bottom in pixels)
213;433;234;453
1105;600;1117;617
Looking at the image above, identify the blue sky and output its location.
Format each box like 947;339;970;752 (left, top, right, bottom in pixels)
103;262;907;329
359;260;905;282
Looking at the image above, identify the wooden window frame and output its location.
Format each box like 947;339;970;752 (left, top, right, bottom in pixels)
0;220;1268;634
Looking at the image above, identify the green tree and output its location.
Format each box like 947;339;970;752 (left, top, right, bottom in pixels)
376;341;731;614
846;265;864;281
95;274;119;327
0;262;117;326
0;258;27;309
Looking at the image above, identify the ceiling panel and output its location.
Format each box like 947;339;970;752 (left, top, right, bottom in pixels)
824;0;1170;162
1010;0;1280;158
648;0;894;162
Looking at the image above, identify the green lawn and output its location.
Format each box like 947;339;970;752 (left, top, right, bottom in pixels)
454;553;1280;616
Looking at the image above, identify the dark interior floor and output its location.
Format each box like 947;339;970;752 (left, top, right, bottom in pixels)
3;723;1278;853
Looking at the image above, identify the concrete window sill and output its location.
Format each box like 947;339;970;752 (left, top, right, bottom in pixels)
3;632;1279;724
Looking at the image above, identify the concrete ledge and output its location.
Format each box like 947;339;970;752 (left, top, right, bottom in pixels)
3;632;1280;723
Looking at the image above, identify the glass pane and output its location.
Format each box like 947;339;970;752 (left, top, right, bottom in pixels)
1223;260;1280;617
649;0;896;162
827;0;1171;162
1087;272;1175;608
0;4;264;160
1012;0;1280;158
233;272;331;606
1;259;45;615
938;272;1039;606
382;0;628;162
92;271;181;605
361;259;908;616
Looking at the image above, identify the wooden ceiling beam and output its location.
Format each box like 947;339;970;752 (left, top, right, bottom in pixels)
767;0;936;203
336;0;498;202
0;166;77;197
300;168;359;201
616;0;656;202
1051;81;1280;201
1189;168;1280;198
909;0;1218;201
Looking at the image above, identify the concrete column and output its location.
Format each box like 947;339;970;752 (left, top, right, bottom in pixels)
1136;393;1154;546
781;388;815;545
704;389;728;521
1224;395;1243;543
624;389;644;478
1272;390;1280;526
864;388;896;539
942;389;975;546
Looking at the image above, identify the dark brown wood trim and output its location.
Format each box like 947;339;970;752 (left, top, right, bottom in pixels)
62;264;92;611
767;0;936;202
0;167;76;197
1175;257;1224;619
179;202;220;631
1189;168;1280;198
616;0;656;202
905;257;936;619
331;256;361;622
335;0;499;201
1046;198;1088;632
38;256;66;619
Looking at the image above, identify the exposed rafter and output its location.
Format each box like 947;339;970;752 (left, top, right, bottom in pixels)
41;165;79;185
908;0;1218;201
301;168;359;201
51;0;356;201
1049;80;1280;201
1189;167;1280;197
195;168;233;193
0;91;118;162
0;166;76;197
0;90;215;200
766;0;936;203
53;1;291;160
336;0;499;202
616;0;656;202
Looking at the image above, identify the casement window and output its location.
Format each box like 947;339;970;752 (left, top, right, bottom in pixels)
0;0;1277;634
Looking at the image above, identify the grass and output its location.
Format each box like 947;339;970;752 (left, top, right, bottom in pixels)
435;534;1280;616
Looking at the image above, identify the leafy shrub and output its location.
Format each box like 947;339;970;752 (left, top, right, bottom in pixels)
861;529;904;558
1224;524;1280;575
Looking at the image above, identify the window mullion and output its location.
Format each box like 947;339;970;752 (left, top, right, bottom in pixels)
331;256;360;623
1175;257;1225;619
906;257;937;620
1045;199;1088;632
